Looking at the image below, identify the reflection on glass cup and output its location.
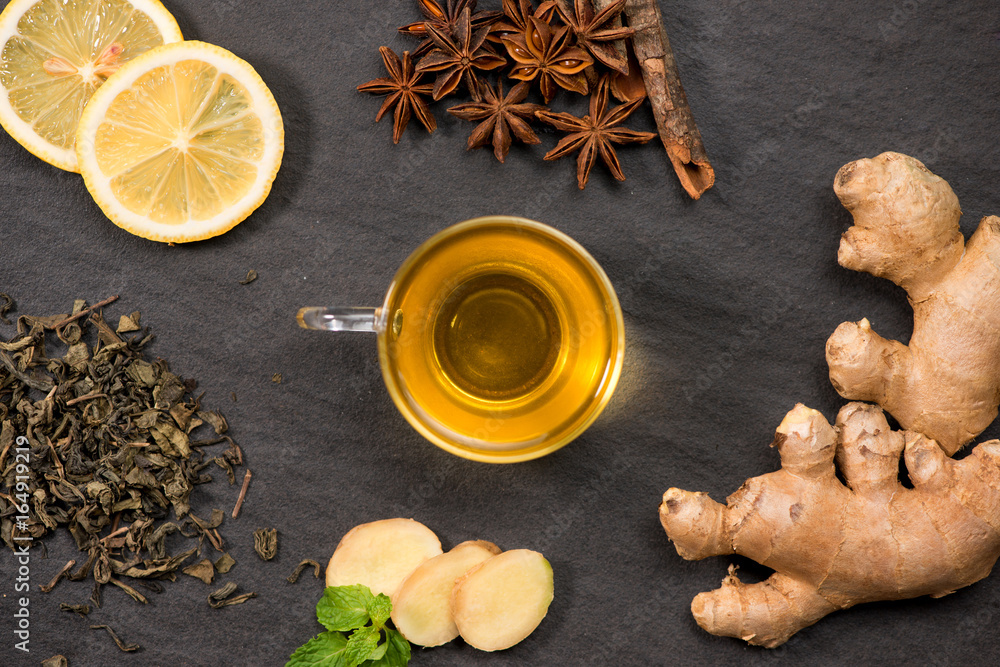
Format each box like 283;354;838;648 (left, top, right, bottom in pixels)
298;216;624;462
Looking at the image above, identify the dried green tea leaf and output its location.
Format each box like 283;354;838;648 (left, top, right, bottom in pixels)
41;655;68;667
253;528;278;561
125;360;158;387
40;560;76;593
93;551;112;585
169;402;198;431
116;314;140;333
68;551;97;582
111;494;143;513
121;547;197;579
0;349;54;391
184;415;203;434
59;603;90;617
187;511;226;551
271;373;282;384
206;509;225;529
217;591;256;608
286;559;322;584
182;559;215;585
215;457;236;485
88;310;123;346
134;580;164;594
20;312;67;329
197;410;228;435
215;553;236;574
57;321;82;344
63;342;90;370
152;372;186;410
150;420;191;458
208;582;256;609
210;581;237;600
239;270;258;285
144;523;180;560
109;578;149;604
90;625;140;652
0;293;13;325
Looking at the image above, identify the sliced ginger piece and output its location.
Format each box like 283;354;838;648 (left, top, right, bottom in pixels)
451;549;554;651
326;518;442;597
391;540;501;647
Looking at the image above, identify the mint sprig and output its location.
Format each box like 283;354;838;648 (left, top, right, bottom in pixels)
287;586;410;667
366;593;392;629
317;585;379;632
286;632;349;666
366;628;410;667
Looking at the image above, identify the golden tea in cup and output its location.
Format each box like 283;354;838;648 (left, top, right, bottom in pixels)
298;216;624;462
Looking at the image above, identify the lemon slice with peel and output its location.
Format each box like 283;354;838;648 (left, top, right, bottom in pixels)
0;0;183;171
76;40;284;243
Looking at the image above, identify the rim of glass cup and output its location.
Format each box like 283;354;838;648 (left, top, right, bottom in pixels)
376;216;625;463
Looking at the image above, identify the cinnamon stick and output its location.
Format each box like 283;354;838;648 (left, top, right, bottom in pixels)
599;0;714;199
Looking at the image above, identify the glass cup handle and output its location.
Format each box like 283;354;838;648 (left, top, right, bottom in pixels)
296;307;379;333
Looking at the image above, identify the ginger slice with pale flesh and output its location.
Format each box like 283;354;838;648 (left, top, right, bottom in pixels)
451;549;554;651
391;540;501;647
325;518;442;597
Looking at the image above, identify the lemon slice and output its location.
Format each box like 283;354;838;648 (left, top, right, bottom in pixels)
0;0;183;171
76;40;284;243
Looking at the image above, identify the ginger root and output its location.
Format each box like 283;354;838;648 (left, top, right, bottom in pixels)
827;152;1000;454
660;402;1000;647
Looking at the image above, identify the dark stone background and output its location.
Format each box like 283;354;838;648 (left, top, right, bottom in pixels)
2;0;999;664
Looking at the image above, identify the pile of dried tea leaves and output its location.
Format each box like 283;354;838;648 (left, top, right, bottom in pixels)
0;295;249;614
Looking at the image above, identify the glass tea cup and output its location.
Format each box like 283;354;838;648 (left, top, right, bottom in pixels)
297;216;624;463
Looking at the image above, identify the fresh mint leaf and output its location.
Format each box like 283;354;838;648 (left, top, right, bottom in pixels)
367;637;388;662
294;586;410;667
286;631;350;667
366;593;392;629
317;585;375;632
364;628;410;667
343;626;381;667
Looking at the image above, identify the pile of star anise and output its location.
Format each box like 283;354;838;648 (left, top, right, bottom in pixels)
357;0;657;189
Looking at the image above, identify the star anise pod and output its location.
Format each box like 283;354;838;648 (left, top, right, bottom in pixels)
609;42;646;102
399;0;503;57
552;0;634;74
416;7;507;101
535;75;656;189
448;80;547;162
501;16;593;103
489;0;558;41
357;47;437;144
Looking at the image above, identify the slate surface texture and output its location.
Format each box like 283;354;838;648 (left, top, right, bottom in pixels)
2;0;1000;665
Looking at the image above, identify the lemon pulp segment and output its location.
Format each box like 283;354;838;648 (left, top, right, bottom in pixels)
94;60;265;225
0;0;180;169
